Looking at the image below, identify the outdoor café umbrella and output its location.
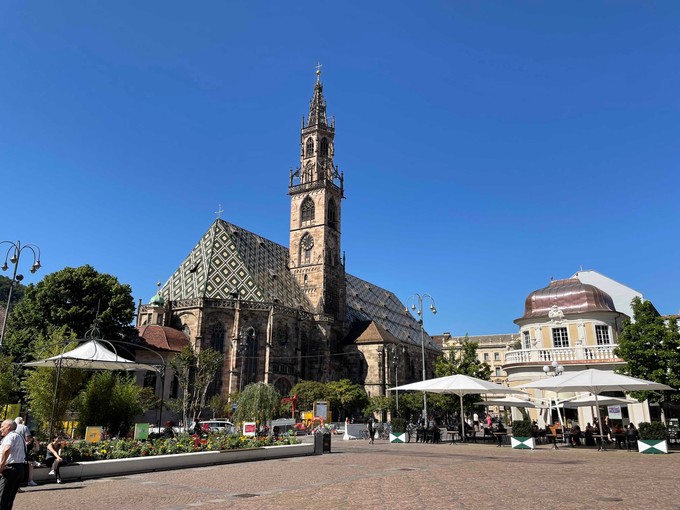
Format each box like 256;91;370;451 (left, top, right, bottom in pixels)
562;394;637;409
474;395;539;408
390;374;524;433
521;369;674;449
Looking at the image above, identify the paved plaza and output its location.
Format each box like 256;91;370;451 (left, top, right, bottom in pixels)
15;438;679;510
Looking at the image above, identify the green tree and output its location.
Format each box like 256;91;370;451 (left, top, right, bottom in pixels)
0;275;26;304
434;335;492;417
208;394;230;418
0;355;16;406
614;297;680;403
233;382;281;425
4;265;136;363
365;395;394;418
167;345;224;426
74;372;154;437
325;379;368;422
289;380;327;412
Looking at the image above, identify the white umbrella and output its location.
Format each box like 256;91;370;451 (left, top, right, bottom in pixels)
475;395;539;409
390;374;523;435
562;394;637;409
522;369;673;448
23;339;156;371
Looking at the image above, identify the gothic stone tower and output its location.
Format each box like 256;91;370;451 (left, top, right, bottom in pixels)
289;69;346;326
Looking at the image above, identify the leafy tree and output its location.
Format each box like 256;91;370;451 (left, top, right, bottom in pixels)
233;382;281;425
325;379;368;422
167;345;224;426
614;297;680;403
289;380;327;412
0;275;26;304
434;335;492;417
365;395;394;418
208;394;230;418
0;355;16;406
4;265;136;363
74;372;154;437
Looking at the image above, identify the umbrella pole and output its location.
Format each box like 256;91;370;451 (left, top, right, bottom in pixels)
460;394;464;442
48;356;63;439
594;394;606;451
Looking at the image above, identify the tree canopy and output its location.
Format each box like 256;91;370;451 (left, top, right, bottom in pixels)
233;382;281;424
615;297;680;402
4;265;136;362
0;275;26;304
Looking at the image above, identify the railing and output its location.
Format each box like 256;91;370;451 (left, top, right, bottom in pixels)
504;345;621;365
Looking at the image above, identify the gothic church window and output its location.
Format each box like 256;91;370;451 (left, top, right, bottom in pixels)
301;197;315;222
211;323;225;352
320;137;328;156
327;198;337;229
305;138;314;157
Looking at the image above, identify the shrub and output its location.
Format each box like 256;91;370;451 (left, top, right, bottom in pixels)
391;417;406;433
638;422;668;441
511;420;532;438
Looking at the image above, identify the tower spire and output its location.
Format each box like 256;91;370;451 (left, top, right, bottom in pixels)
308;63;327;127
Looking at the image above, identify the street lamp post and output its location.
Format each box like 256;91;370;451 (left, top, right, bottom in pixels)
405;293;437;423
543;360;565;446
389;344;402;417
0;240;41;354
238;327;256;391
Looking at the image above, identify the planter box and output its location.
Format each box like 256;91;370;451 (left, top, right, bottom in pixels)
637;439;668;454
389;432;408;443
510;436;535;450
33;443;315;483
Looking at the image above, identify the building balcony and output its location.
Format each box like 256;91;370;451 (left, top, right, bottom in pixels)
504;345;622;366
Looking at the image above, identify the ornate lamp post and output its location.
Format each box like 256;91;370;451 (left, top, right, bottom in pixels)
238;326;256;391
0;240;41;354
389;344;403;417
405;293;437;423
543;360;565;446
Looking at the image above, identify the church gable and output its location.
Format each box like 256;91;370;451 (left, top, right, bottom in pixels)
162;220;312;310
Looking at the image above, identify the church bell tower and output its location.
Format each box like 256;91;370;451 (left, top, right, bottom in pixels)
289;68;345;321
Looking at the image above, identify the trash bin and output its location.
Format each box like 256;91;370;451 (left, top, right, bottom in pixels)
313;431;324;454
322;431;331;453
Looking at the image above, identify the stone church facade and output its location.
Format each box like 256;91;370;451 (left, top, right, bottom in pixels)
135;71;441;404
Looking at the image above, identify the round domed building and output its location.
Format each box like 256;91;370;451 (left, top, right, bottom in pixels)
504;271;649;427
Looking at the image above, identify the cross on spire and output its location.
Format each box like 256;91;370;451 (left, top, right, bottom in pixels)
215;204;224;219
315;62;322;81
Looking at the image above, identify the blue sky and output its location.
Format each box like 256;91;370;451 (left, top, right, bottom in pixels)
1;1;678;336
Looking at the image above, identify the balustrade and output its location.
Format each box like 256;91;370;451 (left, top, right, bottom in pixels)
505;345;620;365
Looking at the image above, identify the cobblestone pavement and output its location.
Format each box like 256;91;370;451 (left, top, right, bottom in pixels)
15;439;679;510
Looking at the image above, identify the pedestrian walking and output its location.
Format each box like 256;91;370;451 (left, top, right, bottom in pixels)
0;419;26;510
367;418;375;444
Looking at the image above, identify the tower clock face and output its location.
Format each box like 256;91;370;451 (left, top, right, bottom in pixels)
301;235;314;250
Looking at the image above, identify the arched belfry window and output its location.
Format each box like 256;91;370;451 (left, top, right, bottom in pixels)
327;198;337;229
320;137;328;157
300;233;314;265
301;196;315;222
305;138;314;157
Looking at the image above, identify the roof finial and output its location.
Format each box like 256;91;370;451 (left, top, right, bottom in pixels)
215;204;224;219
315;62;322;82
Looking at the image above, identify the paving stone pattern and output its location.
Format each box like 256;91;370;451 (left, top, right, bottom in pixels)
15;439;679;510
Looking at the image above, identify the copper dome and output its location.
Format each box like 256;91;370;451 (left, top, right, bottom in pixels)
519;278;616;320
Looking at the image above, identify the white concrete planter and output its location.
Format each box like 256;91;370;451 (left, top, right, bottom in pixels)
33;443;315;483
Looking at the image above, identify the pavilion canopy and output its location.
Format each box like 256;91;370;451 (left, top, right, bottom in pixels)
23;340;158;372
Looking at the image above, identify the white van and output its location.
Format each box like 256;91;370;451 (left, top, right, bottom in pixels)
196;419;236;434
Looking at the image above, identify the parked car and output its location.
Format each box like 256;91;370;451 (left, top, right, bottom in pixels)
197;419;236;434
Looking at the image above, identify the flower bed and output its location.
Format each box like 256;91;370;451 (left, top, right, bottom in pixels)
38;432;299;462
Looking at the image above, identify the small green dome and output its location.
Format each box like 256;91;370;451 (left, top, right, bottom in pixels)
149;291;165;307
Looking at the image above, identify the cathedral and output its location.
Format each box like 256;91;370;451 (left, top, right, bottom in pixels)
135;70;441;404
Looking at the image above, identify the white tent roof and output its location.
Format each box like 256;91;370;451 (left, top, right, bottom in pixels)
521;369;673;394
23;340;157;371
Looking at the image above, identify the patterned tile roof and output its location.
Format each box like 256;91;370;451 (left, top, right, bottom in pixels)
160;220;438;351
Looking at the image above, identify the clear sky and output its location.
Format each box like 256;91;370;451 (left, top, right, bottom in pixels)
1;1;678;337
